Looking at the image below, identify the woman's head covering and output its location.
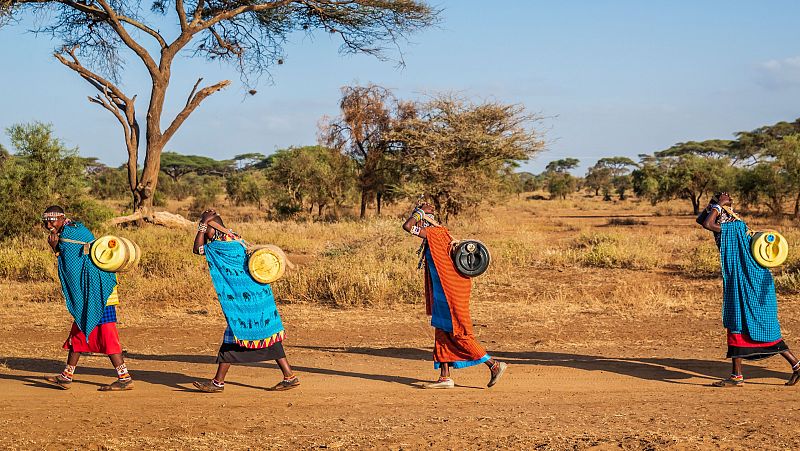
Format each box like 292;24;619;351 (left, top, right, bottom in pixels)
42;205;65;220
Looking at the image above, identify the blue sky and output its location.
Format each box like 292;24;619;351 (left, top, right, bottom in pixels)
1;1;799;174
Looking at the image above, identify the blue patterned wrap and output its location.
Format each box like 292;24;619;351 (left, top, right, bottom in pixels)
56;222;117;342
720;221;782;342
203;240;284;342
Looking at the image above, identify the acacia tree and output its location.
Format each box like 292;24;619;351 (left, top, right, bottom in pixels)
736;162;789;216
545;158;579;173
232;152;267;171
631;160;664;205
638;153;731;214
594;156;637;200
321;84;399;218
655;142;733;214
0;0;437;220
392;94;544;220
584;165;612;198
543;158;580;200
264;145;355;217
735;133;800;217
731;119;800;164
160;151;229;181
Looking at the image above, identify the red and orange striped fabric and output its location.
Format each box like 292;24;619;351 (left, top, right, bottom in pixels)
434;328;486;364
425;227;487;362
425;227;475;337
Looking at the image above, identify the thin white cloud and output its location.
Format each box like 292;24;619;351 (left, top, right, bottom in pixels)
756;56;800;89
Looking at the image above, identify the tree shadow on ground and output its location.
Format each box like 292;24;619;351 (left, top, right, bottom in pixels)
492;350;791;386
295;345;431;361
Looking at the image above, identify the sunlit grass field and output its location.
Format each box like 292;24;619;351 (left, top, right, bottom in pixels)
2;194;799;326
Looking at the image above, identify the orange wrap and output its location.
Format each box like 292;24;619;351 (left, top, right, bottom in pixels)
434;329;486;364
425;227;486;363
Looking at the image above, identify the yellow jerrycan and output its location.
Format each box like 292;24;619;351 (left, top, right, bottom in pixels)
90;235;141;273
750;231;789;268
247;244;288;284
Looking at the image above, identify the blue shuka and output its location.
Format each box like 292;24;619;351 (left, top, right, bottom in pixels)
203;240;284;344
425;246;454;332
719;221;782;343
57;222;117;342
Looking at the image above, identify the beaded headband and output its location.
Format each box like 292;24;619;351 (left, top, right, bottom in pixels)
42;212;65;220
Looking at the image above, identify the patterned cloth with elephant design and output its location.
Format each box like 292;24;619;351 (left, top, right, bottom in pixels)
203;239;285;349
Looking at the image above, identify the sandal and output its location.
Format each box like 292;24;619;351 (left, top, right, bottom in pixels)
98;378;134;391
712;377;743;388
270;376;300;391
787;371;800;386
193;380;224;393
44;374;72;390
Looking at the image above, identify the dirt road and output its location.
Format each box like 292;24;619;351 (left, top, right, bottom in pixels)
3;292;800;451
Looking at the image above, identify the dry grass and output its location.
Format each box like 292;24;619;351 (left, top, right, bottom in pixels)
2;195;799;321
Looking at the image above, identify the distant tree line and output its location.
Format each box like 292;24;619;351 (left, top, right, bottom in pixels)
0;84;544;233
520;118;800;216
86;85;544;221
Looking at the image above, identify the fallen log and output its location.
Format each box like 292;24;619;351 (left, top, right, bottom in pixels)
110;211;194;229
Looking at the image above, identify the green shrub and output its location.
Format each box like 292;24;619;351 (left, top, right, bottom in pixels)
90;166;130;200
0;122;109;239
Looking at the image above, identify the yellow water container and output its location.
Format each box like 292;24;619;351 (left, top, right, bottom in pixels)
248;245;287;284
119;239;141;272
751;231;789;268
90;235;141;273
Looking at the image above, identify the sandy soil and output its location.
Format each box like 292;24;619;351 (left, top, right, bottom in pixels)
3;283;800;451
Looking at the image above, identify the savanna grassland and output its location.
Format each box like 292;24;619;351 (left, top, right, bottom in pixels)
2;195;800;450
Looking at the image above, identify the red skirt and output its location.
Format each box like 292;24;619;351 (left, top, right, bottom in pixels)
726;330;788;360
63;322;122;355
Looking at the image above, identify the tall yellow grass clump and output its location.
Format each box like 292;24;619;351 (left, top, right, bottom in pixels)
544;232;664;270
3;196;800;315
0;237;57;282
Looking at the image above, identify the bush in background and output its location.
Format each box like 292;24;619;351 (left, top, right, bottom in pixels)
0;122;112;239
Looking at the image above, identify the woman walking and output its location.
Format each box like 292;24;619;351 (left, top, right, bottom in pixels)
402;202;507;389
701;192;800;387
191;209;299;393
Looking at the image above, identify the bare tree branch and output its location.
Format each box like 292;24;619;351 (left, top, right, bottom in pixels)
209;26;243;56
186;77;203;107
92;0;162;75
163;79;231;142
191;0;206;24
53;46;141;203
176;0;188;31
88;93;123;123
54;47;130;104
